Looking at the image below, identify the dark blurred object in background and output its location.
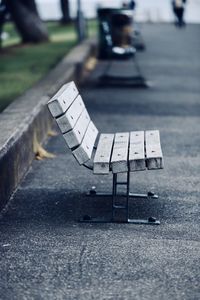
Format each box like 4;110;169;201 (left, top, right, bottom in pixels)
76;0;87;43
129;0;136;10
0;0;8;48
60;0;71;25
98;8;134;59
98;6;145;59
3;0;49;43
111;11;133;47
122;0;136;10
172;0;187;27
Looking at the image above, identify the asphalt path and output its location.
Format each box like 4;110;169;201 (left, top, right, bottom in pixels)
0;24;200;300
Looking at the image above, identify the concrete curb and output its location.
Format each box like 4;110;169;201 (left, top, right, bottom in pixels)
0;38;96;211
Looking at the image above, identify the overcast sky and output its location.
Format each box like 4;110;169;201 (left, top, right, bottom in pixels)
36;0;200;23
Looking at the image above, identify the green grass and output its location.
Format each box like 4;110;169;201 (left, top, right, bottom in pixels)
0;20;97;112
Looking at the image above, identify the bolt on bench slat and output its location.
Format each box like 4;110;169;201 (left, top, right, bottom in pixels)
63;108;90;149
129;131;146;171
48;82;78;117
145;130;163;170
73;121;98;165
93;133;114;174
111;132;129;173
56;95;85;133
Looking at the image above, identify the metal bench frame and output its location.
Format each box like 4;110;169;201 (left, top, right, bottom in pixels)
81;171;160;225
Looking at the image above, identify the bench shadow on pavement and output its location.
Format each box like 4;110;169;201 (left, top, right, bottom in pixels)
2;186;198;228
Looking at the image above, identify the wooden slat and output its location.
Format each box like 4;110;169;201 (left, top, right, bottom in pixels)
56;95;85;133
129;131;146;171
73;121;98;165
48;81;78;117
63;108;90;149
145;130;163;170
111;132;129;173
93;134;114;174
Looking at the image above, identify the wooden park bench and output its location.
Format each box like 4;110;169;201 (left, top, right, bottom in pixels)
48;81;164;225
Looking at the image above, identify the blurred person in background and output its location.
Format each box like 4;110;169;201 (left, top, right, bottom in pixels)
129;0;136;10
122;0;136;10
172;0;187;27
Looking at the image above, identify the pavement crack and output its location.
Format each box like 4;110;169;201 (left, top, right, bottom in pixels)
78;244;87;279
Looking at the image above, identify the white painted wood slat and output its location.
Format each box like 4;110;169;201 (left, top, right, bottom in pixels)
129;131;146;171
111;132;129;173
73;121;98;165
56;95;85;133
48;81;78;117
145;130;163;170
63;108;90;149
93;134;114;174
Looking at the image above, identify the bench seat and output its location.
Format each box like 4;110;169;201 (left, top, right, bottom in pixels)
94;130;163;175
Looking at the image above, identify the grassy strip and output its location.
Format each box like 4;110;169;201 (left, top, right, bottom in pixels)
0;20;97;112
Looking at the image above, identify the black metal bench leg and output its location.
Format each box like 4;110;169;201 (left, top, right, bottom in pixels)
127;172;160;225
81;172;160;224
99;58;150;88
126;171;130;221
99;60;112;81
131;56;150;88
112;173;117;221
87;188;158;200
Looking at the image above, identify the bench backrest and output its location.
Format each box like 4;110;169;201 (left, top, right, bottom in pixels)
48;81;98;165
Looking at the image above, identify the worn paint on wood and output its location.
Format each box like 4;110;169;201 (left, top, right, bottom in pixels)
129;131;146;171
93;134;114;174
56;95;85;133
145;130;163;170
48;81;78;117
73;121;98;165
111;132;129;173
63;108;90;149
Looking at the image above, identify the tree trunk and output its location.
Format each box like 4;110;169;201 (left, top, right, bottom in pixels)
4;0;49;43
60;0;71;24
21;0;39;16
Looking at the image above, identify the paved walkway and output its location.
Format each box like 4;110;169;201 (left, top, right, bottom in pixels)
0;24;200;300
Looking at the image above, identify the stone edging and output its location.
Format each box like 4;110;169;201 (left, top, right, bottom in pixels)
0;38;96;211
